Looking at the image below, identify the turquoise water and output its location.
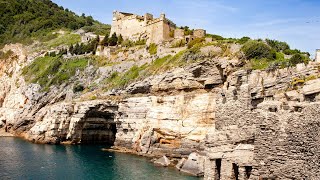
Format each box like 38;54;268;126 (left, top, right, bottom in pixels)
0;137;201;180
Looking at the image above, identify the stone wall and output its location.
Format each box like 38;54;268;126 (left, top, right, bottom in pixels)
194;29;206;38
174;29;184;39
110;11;146;42
316;49;320;63
110;11;175;44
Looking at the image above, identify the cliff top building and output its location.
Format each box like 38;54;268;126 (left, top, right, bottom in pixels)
316;49;320;62
110;11;206;45
110;11;176;45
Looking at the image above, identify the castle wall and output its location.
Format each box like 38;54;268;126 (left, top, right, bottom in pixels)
110;11;175;44
110;12;146;42
316;49;320;62
146;20;165;45
174;29;184;39
194;29;206;38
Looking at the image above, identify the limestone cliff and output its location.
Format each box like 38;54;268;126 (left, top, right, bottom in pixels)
0;42;319;180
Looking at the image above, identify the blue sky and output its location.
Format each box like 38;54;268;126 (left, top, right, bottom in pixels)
52;0;320;57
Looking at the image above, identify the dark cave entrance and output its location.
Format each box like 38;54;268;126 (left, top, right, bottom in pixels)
80;110;117;145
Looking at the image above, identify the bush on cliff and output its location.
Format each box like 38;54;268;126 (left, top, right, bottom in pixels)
242;41;276;60
22;56;89;90
266;39;290;52
289;54;308;66
0;0;109;45
148;43;157;55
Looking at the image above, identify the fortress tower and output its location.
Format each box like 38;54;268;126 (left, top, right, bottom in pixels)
110;11;176;45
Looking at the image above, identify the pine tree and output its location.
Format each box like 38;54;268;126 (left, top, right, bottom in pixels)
69;44;74;55
102;34;109;46
118;34;123;45
74;43;80;55
108;32;118;46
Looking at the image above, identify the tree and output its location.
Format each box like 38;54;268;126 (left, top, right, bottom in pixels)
102;33;109;46
266;39;290;52
289;54;307;66
108;32;118;46
242;41;276;60
118;34;123;45
74;43;80;55
69;44;74;55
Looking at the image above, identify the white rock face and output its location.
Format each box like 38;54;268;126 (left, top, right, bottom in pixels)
180;152;205;176
115;93;216;154
154;155;171;167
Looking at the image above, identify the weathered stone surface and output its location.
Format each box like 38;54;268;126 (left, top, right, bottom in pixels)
180;153;205;176
302;79;320;95
175;158;187;170
154;155;171;167
1;43;320;180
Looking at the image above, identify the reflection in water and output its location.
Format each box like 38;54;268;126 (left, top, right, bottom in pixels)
0;137;201;180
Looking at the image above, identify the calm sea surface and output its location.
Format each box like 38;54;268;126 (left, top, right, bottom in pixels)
0;137;201;180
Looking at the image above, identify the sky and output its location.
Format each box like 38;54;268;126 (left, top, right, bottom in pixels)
52;0;320;57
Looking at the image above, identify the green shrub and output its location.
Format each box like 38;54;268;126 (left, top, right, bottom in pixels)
289;54;308;66
187;38;204;49
283;49;301;55
148;43;157;55
22;56;89;90
73;84;85;93
135;39;146;46
237;37;250;44
266;39;290;52
276;52;285;60
242;40;275;60
171;39;186;48
0;50;14;60
108;32;118;46
206;34;224;40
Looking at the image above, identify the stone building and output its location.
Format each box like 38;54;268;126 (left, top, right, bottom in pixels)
110;11;176;45
194;29;206;38
316;49;320;62
174;29;185;39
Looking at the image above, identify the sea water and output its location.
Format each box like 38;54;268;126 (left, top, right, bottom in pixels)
0;137;201;180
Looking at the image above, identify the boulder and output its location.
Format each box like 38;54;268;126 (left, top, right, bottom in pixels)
285;90;302;101
302;79;320;95
180;152;205;176
175;158;186;170
154;155;171;167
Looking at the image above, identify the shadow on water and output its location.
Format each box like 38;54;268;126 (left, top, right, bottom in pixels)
0;137;201;180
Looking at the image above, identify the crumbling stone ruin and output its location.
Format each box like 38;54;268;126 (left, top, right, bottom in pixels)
110;11;206;45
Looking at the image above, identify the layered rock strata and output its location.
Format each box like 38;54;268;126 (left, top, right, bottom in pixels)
0;44;319;179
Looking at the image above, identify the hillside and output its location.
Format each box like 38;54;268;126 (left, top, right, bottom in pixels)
0;0;110;45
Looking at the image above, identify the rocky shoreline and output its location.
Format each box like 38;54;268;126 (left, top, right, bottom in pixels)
0;130;14;137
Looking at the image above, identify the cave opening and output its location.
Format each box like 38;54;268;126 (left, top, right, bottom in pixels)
215;159;221;180
245;166;252;179
232;163;239;180
80;110;117;145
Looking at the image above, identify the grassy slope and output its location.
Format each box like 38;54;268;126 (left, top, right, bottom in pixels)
0;0;110;45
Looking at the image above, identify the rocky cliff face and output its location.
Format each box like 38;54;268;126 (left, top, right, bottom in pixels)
0;43;319;179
